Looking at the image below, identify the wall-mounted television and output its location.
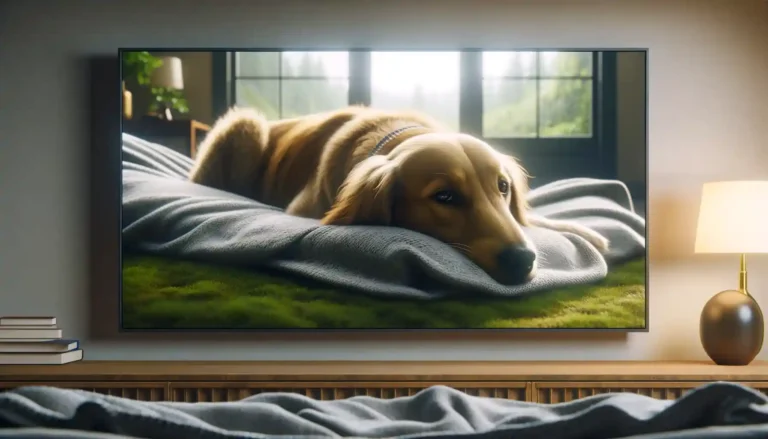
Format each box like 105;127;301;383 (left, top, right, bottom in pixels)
119;49;647;332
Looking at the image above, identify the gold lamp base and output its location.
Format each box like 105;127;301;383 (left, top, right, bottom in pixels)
700;254;764;366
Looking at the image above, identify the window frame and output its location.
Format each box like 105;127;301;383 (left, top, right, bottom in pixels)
214;49;617;180
225;52;353;119
464;51;598;148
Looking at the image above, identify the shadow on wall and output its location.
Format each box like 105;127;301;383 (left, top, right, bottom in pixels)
648;188;702;263
88;56;122;341
649;169;768;264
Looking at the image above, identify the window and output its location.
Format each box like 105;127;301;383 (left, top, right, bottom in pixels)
482;51;594;139
233;51;349;119
224;50;607;156
370;51;461;130
221;49;614;181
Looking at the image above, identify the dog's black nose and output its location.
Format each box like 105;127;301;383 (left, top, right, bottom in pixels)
495;245;536;284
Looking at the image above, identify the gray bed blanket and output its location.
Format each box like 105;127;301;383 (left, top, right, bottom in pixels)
2;382;768;439
122;133;645;298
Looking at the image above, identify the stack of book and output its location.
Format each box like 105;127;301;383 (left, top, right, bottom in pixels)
0;316;83;365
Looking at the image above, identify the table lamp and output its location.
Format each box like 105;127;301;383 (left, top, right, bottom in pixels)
695;181;768;365
149;56;185;121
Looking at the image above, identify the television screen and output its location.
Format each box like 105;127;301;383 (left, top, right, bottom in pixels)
120;49;647;331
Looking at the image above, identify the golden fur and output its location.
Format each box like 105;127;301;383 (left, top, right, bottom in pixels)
190;106;609;284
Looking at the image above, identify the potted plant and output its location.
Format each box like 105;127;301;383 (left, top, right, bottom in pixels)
121;51;162;120
146;56;190;120
121;52;189;120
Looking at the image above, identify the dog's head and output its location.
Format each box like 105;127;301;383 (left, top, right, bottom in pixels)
321;132;537;285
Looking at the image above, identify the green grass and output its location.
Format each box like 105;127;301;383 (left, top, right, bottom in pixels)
122;254;646;330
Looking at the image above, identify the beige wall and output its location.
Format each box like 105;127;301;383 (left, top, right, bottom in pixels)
1;0;767;361
617;51;647;186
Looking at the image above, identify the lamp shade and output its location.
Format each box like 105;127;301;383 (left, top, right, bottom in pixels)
150;56;184;90
694;181;768;254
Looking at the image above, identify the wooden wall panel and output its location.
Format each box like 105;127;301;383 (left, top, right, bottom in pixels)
532;381;768;403
2;362;768;404
169;381;529;402
0;381;167;401
2;380;767;404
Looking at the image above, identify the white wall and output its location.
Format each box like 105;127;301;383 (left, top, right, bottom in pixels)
1;0;767;361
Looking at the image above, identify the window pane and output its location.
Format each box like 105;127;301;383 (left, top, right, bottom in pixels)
282;51;349;77
235;79;279;120
483;51;537;78
482;79;537;138
370;51;460;129
236;52;279;77
540;52;593;77
538;79;592;137
281;79;349;118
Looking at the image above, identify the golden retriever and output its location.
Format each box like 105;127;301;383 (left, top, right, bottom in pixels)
189;106;609;285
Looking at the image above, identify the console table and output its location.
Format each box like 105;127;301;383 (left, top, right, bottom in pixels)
1;361;765;403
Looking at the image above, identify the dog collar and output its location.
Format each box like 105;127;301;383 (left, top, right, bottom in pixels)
369;125;423;157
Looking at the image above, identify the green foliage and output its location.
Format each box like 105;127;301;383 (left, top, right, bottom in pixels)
122;52;189;115
241;85;278;119
483;87;538;137
538;54;593;136
122;51;163;86
482;52;593;138
122;254;646;329
237;52;346;120
149;87;189;115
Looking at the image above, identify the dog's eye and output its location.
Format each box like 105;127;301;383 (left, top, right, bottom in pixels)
498;179;509;195
433;190;457;204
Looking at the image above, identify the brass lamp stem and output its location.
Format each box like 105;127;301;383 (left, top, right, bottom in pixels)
739;253;749;295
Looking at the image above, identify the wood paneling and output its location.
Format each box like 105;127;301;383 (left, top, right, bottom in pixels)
0;381;167;401
533;381;768;403
533;381;699;403
169;381;529;402
1;361;765;382
1;361;765;404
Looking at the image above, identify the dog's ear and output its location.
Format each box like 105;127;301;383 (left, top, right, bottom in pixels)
500;154;530;226
321;156;397;226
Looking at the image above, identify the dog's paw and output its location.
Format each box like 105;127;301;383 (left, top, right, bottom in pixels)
593;235;611;254
579;229;610;254
528;215;610;254
561;221;610;253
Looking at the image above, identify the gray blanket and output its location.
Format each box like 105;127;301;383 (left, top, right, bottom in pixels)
2;382;768;439
122;133;645;298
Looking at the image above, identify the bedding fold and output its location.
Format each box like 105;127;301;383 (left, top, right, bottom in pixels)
1;382;767;439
